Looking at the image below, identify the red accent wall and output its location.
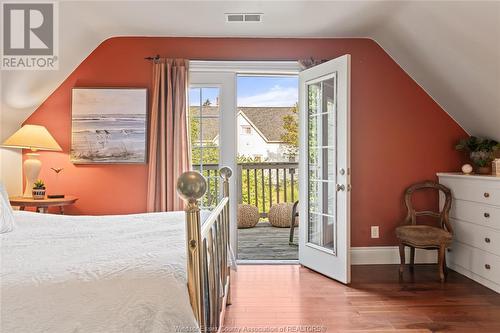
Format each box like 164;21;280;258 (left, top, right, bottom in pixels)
24;37;466;246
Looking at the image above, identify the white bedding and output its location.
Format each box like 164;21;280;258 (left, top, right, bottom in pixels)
1;210;204;333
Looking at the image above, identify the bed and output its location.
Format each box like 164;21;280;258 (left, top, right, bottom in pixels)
0;168;233;333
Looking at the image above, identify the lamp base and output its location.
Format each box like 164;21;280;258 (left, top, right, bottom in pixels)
23;153;41;198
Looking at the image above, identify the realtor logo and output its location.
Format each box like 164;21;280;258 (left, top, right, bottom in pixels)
2;2;58;70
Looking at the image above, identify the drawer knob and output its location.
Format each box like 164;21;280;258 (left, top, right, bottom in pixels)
485;237;491;243
485;264;491;270
484;192;490;198
484;212;490;218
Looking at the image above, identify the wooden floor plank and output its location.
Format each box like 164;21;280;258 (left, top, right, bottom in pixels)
224;264;500;333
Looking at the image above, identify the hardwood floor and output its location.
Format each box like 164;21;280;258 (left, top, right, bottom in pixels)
224;265;500;332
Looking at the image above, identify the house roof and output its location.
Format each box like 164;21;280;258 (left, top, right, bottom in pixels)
239;107;296;143
189;106;297;143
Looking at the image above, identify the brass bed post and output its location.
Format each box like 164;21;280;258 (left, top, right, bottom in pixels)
219;167;233;306
177;171;207;332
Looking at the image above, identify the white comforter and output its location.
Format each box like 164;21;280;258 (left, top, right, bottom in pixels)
1;210;202;333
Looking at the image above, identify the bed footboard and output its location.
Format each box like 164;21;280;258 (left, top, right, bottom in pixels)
177;167;233;333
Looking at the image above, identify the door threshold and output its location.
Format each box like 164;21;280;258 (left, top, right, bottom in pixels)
237;259;299;265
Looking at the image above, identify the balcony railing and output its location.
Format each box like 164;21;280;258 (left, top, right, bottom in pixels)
193;162;299;218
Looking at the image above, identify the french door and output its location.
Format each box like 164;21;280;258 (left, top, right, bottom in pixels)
298;55;351;283
189;71;237;253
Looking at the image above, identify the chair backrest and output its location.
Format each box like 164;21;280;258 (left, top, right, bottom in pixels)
403;181;453;233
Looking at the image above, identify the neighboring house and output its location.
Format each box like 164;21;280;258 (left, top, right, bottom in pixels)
190;106;297;162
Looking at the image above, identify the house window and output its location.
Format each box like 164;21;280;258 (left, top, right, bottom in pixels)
189;87;220;208
241;125;252;135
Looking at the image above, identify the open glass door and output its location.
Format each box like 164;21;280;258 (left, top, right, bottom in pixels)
298;55;351;283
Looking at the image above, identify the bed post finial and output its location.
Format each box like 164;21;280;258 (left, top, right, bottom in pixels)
219;166;232;198
177;171;207;203
177;171;207;329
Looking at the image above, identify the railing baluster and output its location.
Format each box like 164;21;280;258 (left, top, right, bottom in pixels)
290;168;295;202
276;168;280;203
254;169;258;211
283;168;287;202
268;168;272;211
207;169;211;206
246;168;250;204
261;169;265;217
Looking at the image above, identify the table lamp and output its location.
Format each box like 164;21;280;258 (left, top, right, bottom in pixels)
2;124;62;197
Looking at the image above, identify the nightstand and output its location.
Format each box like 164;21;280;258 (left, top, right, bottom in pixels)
9;196;78;214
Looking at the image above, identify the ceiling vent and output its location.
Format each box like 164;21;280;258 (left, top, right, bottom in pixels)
225;13;263;23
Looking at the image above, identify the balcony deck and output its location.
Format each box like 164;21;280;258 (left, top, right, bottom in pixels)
238;222;299;260
195;162;300;260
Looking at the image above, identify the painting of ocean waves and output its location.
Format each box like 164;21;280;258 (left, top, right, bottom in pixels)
71;89;147;163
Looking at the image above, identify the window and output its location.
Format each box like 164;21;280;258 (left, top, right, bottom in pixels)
241;125;252;135
189;87;220;208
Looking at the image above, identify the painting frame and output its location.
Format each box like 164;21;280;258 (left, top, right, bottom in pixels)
70;87;148;164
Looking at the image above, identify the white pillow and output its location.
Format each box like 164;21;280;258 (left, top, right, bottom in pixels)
0;183;14;233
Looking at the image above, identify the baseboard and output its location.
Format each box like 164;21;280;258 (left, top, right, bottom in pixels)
351;246;438;265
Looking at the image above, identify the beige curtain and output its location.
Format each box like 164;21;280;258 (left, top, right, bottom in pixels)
147;59;191;212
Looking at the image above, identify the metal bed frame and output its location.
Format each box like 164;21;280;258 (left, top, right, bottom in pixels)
177;166;233;333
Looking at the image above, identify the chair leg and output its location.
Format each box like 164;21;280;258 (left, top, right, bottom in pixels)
409;247;415;273
399;244;405;278
443;248;448;277
289;202;298;245
289;222;295;245
438;245;446;283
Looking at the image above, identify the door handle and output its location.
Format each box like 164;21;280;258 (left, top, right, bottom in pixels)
336;184;346;192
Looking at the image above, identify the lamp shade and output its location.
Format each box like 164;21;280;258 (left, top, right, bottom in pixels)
2;125;62;151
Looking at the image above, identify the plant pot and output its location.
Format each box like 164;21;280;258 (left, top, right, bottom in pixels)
32;188;46;200
476;166;492;175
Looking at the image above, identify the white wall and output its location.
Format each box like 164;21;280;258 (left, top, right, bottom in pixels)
0;74;23;196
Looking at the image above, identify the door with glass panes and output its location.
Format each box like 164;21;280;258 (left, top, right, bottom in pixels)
298;55;351;283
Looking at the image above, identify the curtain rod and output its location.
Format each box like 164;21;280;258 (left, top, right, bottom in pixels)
144;55;327;62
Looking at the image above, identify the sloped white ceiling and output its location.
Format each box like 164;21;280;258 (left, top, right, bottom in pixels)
1;0;499;141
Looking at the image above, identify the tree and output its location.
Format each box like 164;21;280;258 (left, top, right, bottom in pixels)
280;103;299;161
202;98;212;106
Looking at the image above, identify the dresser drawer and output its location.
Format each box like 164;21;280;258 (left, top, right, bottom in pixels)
440;177;500;206
451;199;500;231
452;219;500;255
448;241;500;285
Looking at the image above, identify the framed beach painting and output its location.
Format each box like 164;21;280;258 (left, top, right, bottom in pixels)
71;88;148;164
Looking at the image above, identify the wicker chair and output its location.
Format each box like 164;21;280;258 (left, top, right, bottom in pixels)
396;181;453;282
237;204;260;229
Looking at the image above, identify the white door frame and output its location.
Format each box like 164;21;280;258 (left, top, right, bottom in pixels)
189;61;300;258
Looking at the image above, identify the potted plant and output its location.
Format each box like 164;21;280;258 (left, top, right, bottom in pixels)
456;136;500;174
32;179;46;200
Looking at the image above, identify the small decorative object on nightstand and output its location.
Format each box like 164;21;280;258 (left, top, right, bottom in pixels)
9;196;78;214
48;167;65;198
461;164;473;175
32;179;46;199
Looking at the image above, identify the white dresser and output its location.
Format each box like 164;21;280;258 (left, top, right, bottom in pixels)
437;173;500;292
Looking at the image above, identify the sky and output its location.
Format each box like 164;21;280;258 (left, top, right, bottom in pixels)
189;75;298;107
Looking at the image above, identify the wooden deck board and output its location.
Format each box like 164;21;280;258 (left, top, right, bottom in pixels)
237;221;299;260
